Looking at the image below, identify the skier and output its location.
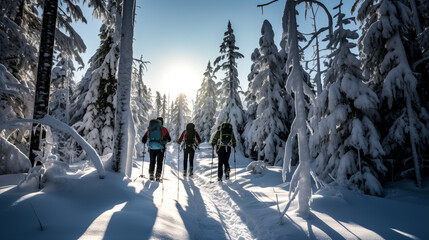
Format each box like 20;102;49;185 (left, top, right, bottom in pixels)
142;117;171;181
211;123;236;181
177;123;202;177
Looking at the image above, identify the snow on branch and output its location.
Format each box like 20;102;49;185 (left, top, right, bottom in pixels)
0;115;105;179
0;64;30;96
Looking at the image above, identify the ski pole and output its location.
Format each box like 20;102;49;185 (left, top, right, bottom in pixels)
140;144;146;178
162;145;167;191
233;148;236;180
177;144;180;201
210;146;214;183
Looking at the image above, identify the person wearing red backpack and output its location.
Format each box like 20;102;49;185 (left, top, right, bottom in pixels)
142;117;171;181
178;123;202;177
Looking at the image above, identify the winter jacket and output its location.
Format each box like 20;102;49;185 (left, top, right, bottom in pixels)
211;130;236;152
178;130;202;146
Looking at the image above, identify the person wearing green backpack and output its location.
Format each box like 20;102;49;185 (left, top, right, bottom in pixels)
211;123;236;181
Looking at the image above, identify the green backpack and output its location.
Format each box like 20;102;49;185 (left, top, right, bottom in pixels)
219;123;233;146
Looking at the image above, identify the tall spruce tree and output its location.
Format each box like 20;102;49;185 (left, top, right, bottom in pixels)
243;48;261;159
194;61;217;142
171;93;191;140
213;21;245;152
310;1;386;195
357;0;429;187
49;55;75;161
155;91;162;117
70;0;120;157
245;20;288;165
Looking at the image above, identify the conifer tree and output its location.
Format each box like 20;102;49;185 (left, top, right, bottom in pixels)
131;56;152;157
357;0;429;187
49;55;75;160
213;21;245;151
171;93;191;140
310;1;386;195
194;61;217;142
245;20;288;165
243;48;261;159
70;0;121;157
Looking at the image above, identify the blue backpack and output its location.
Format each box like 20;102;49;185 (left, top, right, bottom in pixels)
148;119;164;150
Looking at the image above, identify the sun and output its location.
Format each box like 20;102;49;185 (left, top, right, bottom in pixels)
161;61;202;101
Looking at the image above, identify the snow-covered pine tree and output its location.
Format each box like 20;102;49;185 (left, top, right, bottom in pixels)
194;61;217;142
161;94;167;120
0;0;39;155
166;99;174;131
245;20;287;165
49;55;76;161
0;64;31;174
310;0;386;196
213;21;246;152
155;91;162;117
131;57;152;144
357;0;429;187
70;0;120;157
171;93;191;141
30;0;98;164
131;56;152;158
243;48;261;159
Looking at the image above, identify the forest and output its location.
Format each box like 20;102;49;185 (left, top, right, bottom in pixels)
1;0;429;209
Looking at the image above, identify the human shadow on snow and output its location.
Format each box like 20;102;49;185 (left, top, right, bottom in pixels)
176;179;228;240
221;181;347;240
101;179;159;240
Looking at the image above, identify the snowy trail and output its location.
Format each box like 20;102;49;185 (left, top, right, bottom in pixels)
191;149;254;240
140;143;258;240
173;143;259;240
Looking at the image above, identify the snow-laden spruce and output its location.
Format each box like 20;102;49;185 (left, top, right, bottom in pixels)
243;48;260;159
70;1;120;158
310;1;386;196
358;0;429;188
131;57;153;157
213;21;246;151
193;61;217;142
171;93;191;140
244;20;288;165
48;56;76;162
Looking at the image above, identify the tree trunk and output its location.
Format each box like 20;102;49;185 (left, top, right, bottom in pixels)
112;0;136;176
29;0;59;166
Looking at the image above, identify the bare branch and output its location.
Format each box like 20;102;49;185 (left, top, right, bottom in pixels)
257;0;280;8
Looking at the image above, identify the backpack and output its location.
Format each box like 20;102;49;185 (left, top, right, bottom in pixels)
218;123;233;147
148;119;164;150
185;123;196;146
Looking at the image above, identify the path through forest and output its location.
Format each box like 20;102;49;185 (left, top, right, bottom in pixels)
143;143;263;240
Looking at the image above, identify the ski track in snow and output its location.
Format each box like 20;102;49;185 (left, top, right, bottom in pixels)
188;146;254;240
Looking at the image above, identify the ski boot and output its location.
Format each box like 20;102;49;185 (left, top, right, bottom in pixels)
225;171;230;180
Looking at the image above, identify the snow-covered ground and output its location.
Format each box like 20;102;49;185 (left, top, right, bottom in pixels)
0;143;428;240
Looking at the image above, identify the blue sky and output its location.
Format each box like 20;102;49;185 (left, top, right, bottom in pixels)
74;0;355;102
